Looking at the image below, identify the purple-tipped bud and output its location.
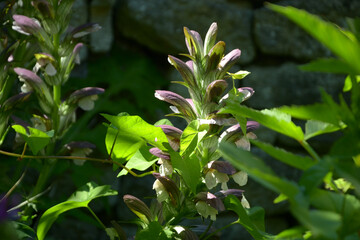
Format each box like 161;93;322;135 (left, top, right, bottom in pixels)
207;41;225;71
123;195;152;224
238;87;254;101
205;80;228;103
156;125;182;151
196;192;225;212
12;15;41;35
32;0;54;19
14;68;42;83
246;121;260;132
207;161;236;175
153;173;180;206
168;55;197;88
204;22;218;54
3;92;31;111
215;189;244;198
68;87;104;103
149;147;170;160
155;90;197;120
219;49;241;70
71;23;102;38
157;125;183;139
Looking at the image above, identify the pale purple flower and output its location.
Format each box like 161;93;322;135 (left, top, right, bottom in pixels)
65;141;95;166
156;125;182;151
168;55;197;88
155;90;197;121
68;87;104;111
123;194;152;224
205;80;228;103
195;192;225;221
12;15;41;35
153;173;179;205
149;147;170;160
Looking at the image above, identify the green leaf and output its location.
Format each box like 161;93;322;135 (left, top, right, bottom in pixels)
304;120;340;140
135;221;173;240
12;125;53;155
228;70;251;80
118;146;157;177
250;139;315;170
154;119;173;126
299;159;331;193
36;182;117;240
274;226;307;240
220;104;304;141
180;120;206;157
307;210;341;239
343;75;360;92
224;195;271;240
268;4;360;74
279;103;341;126
220;142;300;199
169;150;200;194
103;114;169;161
300;58;356;74
310;190;360;236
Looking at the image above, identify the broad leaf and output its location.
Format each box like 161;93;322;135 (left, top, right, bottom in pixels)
103;114;169;161
37;182;117;240
118;146;157;177
220;104;304;141
304;120;340;140
135;221;173;240
12;125;54;155
169;150;200;194
343;75;360;92
268;4;360;74
180;120;199;157
224;195;271;240
250;139;315;170
279;103;341;126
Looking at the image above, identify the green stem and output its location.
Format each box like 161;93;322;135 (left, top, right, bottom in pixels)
199;220;213;239
52;84;61;136
201;220;239;240
300;140;321;162
87;206;106;229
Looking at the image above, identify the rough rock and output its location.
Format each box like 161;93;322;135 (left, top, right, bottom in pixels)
90;0;116;52
254;0;360;60
242;62;345;109
116;0;256;64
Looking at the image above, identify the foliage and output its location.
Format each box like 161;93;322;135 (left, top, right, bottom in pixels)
1;1;359;240
219;4;360;240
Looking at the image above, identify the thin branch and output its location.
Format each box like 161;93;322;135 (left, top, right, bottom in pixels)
0;167;28;203
0;149;153;178
7;185;52;213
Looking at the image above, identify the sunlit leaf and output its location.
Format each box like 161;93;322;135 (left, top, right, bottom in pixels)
268;4;360;74
118;146;157;177
37;182;117;240
12;125;53;155
300;58;356;74
250;139;315;170
304;120;340;140
220;104;304;141
169;150;200;194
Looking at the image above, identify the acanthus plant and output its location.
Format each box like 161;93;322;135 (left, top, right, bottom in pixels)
0;0;104;225
101;22;259;238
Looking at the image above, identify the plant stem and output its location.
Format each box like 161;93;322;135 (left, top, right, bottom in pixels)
0;149;153;178
199;220;213;239
87;206;107;229
300;140;321;162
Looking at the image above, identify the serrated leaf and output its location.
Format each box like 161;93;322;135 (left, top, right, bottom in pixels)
37;182;117;240
250;139;315;170
300;58;356;74
279;103;341;127
268;4;360;74
135;221;173;240
220;104;304;141
304;120;340;140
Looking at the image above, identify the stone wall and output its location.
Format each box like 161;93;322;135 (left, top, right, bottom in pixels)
71;0;358;237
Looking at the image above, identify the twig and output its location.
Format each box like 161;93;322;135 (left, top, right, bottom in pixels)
0;167;28;203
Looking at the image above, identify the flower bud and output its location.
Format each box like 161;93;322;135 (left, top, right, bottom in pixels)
70;23;102;38
123;194;152;224
12;15;41;35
